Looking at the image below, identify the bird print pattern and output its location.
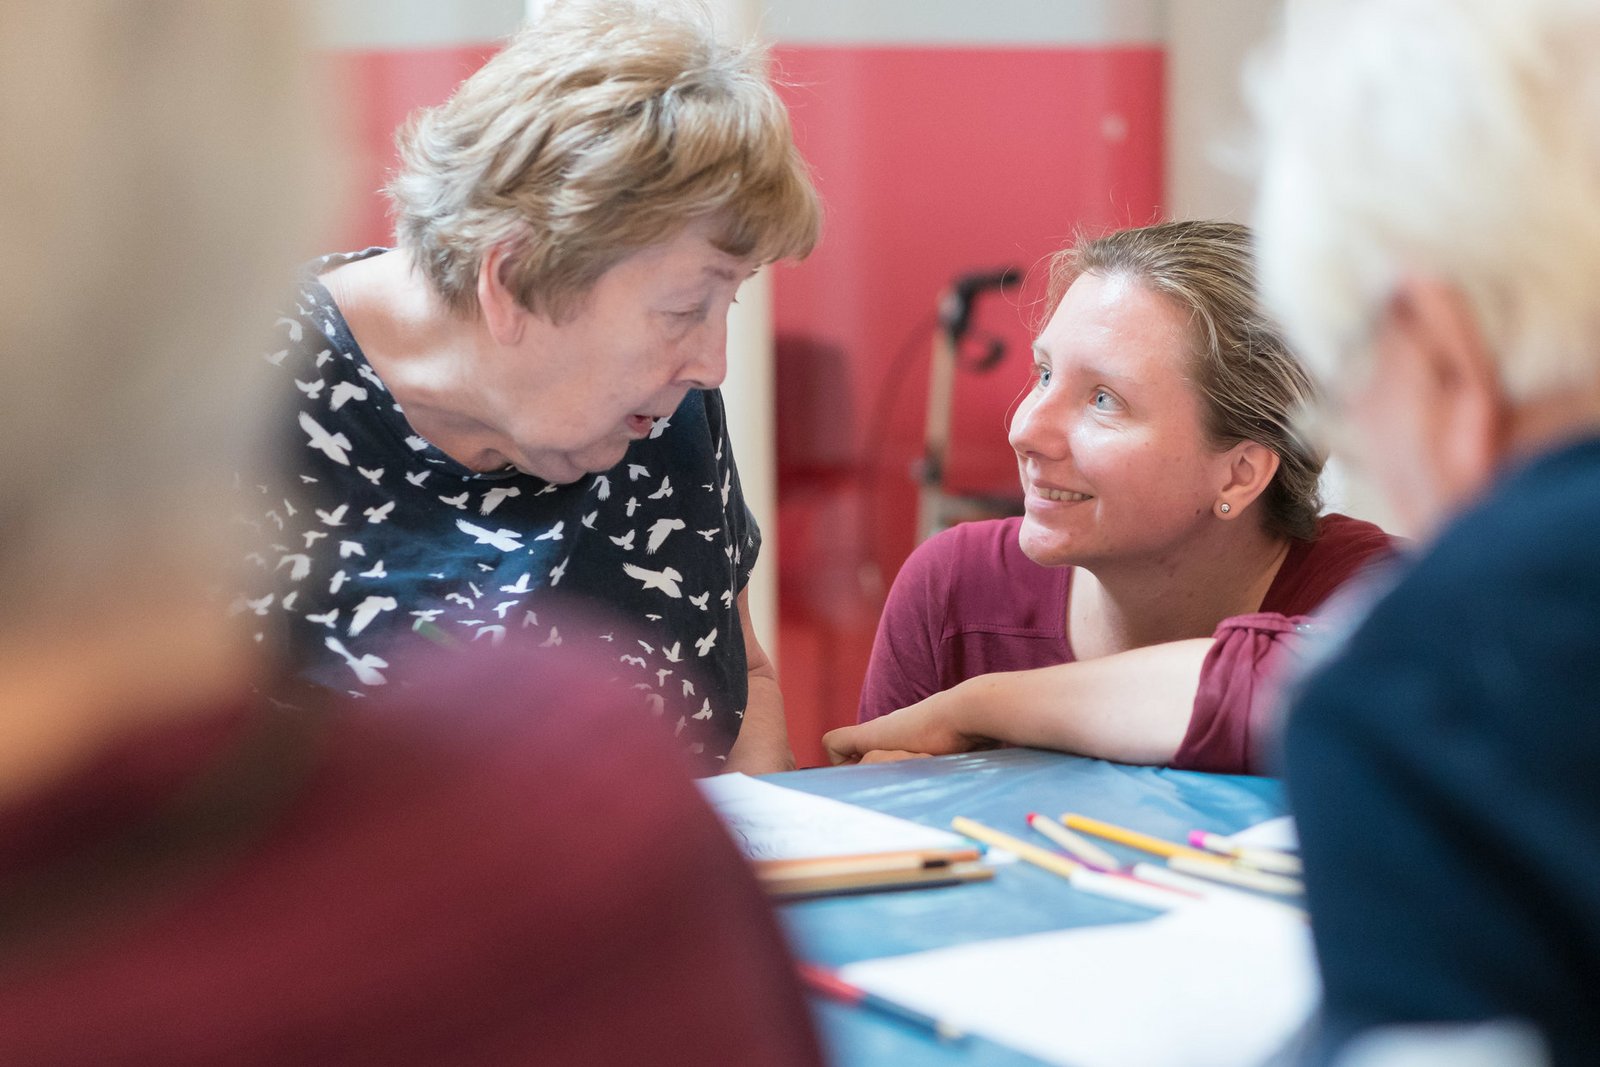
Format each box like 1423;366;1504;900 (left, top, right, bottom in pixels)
235;249;759;761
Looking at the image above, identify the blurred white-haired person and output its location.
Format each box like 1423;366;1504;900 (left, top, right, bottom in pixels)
0;4;822;1064
1253;1;1600;1064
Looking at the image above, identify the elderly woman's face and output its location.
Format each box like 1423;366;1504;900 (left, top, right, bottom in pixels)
1009;272;1235;570
485;218;755;484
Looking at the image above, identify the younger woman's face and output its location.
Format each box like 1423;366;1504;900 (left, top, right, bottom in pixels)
1009;272;1236;570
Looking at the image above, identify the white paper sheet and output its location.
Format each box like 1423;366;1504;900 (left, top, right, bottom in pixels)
1228;815;1299;851
841;899;1320;1067
696;773;972;861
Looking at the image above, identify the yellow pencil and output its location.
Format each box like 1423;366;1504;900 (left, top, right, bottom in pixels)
1060;813;1217;864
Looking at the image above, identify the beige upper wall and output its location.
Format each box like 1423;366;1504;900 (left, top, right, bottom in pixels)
1164;0;1281;222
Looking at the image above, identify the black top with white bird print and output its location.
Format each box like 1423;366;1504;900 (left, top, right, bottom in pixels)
237;249;759;761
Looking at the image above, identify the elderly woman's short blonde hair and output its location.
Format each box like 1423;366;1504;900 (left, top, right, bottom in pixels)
388;0;820;321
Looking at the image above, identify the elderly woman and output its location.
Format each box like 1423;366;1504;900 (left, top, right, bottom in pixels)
1255;1;1600;1063
241;0;819;774
0;3;826;1064
824;220;1394;774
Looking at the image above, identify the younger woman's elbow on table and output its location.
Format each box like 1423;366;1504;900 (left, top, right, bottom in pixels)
823;638;1210;767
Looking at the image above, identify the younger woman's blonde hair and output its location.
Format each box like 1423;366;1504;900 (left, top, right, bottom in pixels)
1047;220;1326;541
388;0;820;321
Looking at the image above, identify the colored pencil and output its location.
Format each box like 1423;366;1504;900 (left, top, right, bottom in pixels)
951;817;1194;911
1131;863;1307;919
1187;830;1304;876
1060;813;1217;865
798;962;966;1041
1167;854;1306;896
1025;812;1120;869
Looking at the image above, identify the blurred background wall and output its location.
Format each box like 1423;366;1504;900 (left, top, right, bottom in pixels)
315;0;1313;767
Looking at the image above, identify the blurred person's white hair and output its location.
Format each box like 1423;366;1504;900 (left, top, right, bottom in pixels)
0;2;321;630
1250;0;1600;401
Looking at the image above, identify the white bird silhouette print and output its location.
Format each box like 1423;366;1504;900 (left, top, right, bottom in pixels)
622;562;684;597
637;639;655;655
522;611;539;628
405;435;429;452
533;521;564;542
534;483;558;496
330;382;368;411
405;470;430;487
329;569;348;594
303;530;327;548
307;609;338;627
364;501;395;524
326;637;387;685
696;529;718;541
298;411;352;466
294;378;325;400
648;475;673;500
619;654;648;668
695;628;718;657
242;593;274;615
275;316;304;342
445;592;475;609
480;486;521;515
549;558;568;585
720;470;731;507
540;626;562;648
358;560;387;579
316;504;348;526
655;668;673;687
648;415;671;439
410;609;443;623
688;592;709;611
625;496;640;517
645;517;685;554
646;692;666;715
339;540;365;558
674;716;687;737
592;475;611;500
438;491;469;509
662;640;683;663
692;699;714;720
681;679;696;698
609;529;636;550
456;519;524;552
348;595;397;637
500;573;532;594
628;463;650;481
474;625;507;645
276;554;311;581
492;600;518;619
581;510;598;529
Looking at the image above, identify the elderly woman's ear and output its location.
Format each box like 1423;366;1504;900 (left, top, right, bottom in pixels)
476;243;532;345
1214;439;1280;520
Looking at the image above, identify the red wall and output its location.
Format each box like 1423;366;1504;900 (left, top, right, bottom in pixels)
770;46;1164;764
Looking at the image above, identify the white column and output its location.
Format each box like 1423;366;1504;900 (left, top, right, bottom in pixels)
711;0;782;666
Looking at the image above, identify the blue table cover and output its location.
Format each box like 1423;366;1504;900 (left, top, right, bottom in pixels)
764;749;1290;1066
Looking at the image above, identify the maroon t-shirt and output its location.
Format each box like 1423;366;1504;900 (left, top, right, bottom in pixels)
858;514;1396;774
0;646;822;1067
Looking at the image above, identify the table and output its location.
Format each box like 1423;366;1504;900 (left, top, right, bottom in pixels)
765;748;1290;1066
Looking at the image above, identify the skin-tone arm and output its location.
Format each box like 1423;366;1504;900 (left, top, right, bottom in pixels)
822;638;1212;766
723;587;797;775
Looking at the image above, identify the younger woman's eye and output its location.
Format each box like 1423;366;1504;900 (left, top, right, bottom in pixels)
1092;388;1119;411
1033;364;1052;389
